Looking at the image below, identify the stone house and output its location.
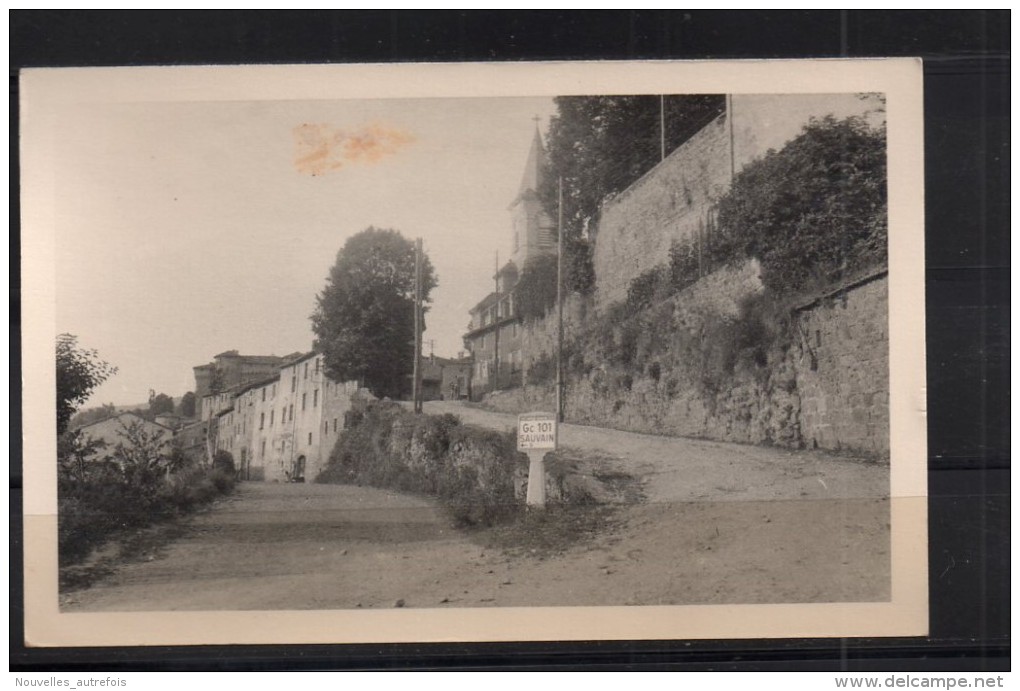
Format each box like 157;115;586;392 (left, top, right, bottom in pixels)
203;352;363;482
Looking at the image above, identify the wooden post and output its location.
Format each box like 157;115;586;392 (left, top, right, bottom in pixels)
493;251;500;393
412;237;423;414
556;177;565;423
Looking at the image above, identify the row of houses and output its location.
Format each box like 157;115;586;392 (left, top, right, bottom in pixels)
192;352;364;482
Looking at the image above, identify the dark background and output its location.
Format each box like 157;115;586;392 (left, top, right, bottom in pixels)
10;10;1009;672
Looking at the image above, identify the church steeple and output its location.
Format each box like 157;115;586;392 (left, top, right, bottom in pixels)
515;124;545;200
509;122;554;268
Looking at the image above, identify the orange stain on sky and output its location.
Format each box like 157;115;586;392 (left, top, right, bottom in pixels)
293;123;416;176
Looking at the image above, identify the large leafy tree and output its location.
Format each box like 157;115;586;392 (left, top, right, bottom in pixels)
537;94;726;293
56;334;117;435
148;391;175;417
311;227;437;399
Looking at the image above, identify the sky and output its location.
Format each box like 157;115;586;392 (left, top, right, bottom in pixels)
52;96;558;407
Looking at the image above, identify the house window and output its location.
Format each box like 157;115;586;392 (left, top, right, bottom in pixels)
333;418;338;432
308;432;313;446
259;413;264;430
313;389;319;407
304;362;309;379
289;404;293;421
291;376;296;392
315;358;321;373
262;389;266;402
260;440;266;459
270;409;274;426
302;393;307;411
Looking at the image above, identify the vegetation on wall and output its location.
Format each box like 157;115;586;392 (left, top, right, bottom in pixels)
502;114;886;449
714;115;887;294
615;115;888;320
514;254;558;321
537;95;726;295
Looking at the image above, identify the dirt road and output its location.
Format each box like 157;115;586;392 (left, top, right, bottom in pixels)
63;481;887;611
424;400;889;503
63;401;890;611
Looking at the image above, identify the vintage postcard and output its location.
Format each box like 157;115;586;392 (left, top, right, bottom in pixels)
20;59;927;646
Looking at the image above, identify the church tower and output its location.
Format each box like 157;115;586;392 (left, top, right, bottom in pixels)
509;125;555;269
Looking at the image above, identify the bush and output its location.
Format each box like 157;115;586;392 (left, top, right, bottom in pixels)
212;449;235;475
58;447;236;566
526;354;555;386
626;266;667;312
715;115;887;294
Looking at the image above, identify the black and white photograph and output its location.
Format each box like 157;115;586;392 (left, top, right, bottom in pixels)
21;59;928;645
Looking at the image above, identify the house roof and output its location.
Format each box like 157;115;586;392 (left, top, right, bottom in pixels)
469;292;501;314
78;411;173;432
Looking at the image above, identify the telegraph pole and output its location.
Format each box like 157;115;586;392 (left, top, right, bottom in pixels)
556;176;565;423
412;237;423;414
492;251;500;393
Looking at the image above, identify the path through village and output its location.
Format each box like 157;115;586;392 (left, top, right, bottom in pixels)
62;401;890;611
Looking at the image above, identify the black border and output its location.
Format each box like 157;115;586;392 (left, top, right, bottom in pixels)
10;10;1010;672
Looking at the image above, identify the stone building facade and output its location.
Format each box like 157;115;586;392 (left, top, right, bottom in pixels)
202;352;364;482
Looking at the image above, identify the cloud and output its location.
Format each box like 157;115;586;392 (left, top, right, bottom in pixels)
293;123;416;176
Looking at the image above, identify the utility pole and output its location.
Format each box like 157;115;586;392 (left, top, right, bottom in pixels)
412;237;423;414
556;176;565;423
492;251;500;393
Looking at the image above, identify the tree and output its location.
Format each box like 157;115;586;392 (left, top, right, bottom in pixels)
177;391;197;418
311;227;437;399
537;95;726;294
148;391;175;417
68;402;119;430
56;334;117;435
111;418;171;490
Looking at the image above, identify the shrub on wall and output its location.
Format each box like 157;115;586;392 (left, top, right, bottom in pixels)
715;115;887;294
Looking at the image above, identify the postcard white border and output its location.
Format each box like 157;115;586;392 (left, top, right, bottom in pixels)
21;58;927;647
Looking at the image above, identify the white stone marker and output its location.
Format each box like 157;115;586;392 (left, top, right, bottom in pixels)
517;411;558;508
